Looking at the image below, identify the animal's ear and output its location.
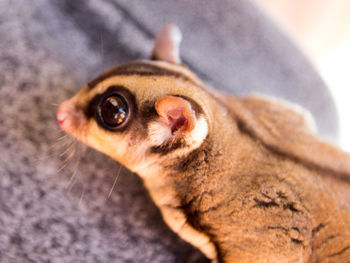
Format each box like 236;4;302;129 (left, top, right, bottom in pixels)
151;24;182;64
155;96;195;134
148;95;208;147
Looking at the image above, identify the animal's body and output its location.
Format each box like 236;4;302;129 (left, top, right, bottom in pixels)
57;25;350;262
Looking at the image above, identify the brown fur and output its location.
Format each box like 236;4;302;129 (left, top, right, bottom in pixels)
58;57;350;263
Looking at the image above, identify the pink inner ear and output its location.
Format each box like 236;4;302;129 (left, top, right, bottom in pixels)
167;108;188;133
155;96;195;135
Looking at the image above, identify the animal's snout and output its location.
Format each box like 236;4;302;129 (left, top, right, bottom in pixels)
56;98;84;135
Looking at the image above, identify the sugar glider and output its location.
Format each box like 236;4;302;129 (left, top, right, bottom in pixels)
57;24;350;263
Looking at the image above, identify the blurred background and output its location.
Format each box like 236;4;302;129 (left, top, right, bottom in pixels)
255;0;350;151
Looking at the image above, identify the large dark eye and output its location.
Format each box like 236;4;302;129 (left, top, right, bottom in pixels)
97;94;129;130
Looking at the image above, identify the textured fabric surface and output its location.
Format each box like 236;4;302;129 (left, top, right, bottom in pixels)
0;0;338;262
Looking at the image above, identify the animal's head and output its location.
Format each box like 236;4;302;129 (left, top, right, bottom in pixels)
56;25;214;174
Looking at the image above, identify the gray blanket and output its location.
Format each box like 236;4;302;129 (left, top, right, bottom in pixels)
0;0;338;262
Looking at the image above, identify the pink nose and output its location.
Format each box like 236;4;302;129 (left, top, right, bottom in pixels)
56;104;68;128
56;99;77;133
56;99;84;135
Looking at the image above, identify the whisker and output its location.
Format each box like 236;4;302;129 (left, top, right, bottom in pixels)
57;145;77;173
59;141;76;157
66;143;82;190
57;160;71;173
79;187;85;206
107;164;123;199
57;134;69;141
62;146;76;163
41;134;70;155
66;174;77;192
33;141;72;164
47;138;69;152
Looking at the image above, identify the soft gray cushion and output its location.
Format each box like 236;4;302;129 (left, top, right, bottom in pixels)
0;0;338;262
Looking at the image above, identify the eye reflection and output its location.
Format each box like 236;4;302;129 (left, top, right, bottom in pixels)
99;95;128;128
